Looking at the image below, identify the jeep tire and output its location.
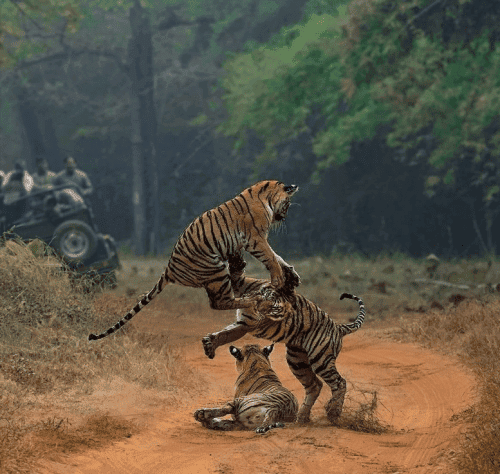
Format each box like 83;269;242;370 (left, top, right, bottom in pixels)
53;220;97;262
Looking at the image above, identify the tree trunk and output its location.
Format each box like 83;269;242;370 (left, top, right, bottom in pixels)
41;115;63;170
16;86;45;170
129;91;147;255
485;208;496;256
128;0;159;255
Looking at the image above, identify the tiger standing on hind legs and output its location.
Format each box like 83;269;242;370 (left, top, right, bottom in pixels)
202;253;366;425
194;344;298;434
88;180;300;341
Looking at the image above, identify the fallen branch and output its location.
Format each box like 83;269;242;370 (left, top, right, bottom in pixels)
413;278;471;290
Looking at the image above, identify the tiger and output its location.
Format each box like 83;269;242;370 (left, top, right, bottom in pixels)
201;253;365;424
194;343;299;434
88;180;300;341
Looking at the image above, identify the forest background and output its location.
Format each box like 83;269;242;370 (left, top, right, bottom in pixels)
1;0;499;258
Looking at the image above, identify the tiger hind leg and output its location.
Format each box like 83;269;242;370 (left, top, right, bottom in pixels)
324;377;347;423
194;404;240;431
286;346;323;423
311;358;346;424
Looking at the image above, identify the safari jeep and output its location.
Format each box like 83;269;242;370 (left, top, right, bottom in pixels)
0;183;120;286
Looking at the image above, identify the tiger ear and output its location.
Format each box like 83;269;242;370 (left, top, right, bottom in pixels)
263;344;274;358
229;346;243;361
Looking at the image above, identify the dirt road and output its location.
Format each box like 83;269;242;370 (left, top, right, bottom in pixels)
41;329;475;474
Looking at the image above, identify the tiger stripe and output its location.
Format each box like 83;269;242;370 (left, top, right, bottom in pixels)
88;181;299;341
202;263;365;424
194;344;298;433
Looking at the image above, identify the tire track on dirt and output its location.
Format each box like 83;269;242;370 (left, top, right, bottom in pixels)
40;332;475;474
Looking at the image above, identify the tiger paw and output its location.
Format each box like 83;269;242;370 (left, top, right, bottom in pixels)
325;399;343;424
283;265;301;289
255;422;284;434
202;334;217;359
227;252;247;274
194;408;215;422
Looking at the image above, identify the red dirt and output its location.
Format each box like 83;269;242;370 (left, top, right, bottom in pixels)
39;313;475;474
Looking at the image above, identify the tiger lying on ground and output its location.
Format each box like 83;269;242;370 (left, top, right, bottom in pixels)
202;254;365;424
194;344;298;434
88;180;300;341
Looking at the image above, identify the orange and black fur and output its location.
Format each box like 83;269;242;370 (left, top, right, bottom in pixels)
89;180;299;341
202;255;365;424
194;344;298;434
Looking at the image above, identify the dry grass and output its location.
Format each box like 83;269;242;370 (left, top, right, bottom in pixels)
118;251;500;472
400;300;500;473
2;239;500;473
339;389;388;434
0;239;198;474
34;413;137;461
272;253;500;470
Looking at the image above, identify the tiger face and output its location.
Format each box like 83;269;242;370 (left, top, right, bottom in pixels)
250;181;298;223
230;343;274;368
195;343;298;433
273;184;298;222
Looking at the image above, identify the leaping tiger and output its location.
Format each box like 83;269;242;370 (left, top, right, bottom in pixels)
202;254;365;424
88;180;300;341
194;344;298;434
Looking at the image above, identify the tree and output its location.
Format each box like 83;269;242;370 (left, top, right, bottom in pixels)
0;0;82;168
1;0;214;254
3;0;349;256
0;0;80;69
218;0;500;256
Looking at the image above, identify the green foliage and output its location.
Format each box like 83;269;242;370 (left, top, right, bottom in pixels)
303;0;350;19
383;33;500;161
0;0;81;68
0;0;223;68
218;10;347;171
219;0;500;203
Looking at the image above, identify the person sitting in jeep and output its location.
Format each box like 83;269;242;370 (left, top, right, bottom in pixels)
2;162;34;203
1;162;34;225
32;158;56;189
53;157;93;197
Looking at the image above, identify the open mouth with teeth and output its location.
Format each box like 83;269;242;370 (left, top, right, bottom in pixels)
275;200;291;221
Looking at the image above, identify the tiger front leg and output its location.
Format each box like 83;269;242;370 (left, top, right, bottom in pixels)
202;322;249;359
246;238;287;289
194;403;238;431
276;255;301;289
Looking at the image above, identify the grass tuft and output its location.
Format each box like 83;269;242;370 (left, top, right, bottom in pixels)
339;389;388;434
